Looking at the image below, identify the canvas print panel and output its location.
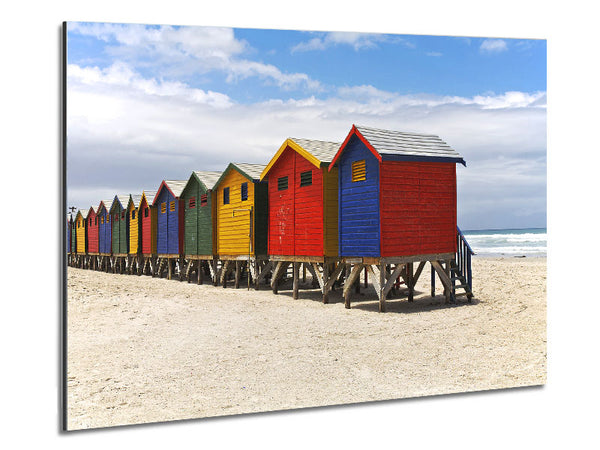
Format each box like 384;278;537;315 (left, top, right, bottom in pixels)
64;21;546;430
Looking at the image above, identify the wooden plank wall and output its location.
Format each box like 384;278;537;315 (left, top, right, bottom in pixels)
380;161;456;256
87;209;99;253
338;135;380;257
98;208;111;253
322;165;338;257
76;215;86;253
267;148;295;256
128;202;139;254
217;169;255;256
293;151;323;257
183;178;199;255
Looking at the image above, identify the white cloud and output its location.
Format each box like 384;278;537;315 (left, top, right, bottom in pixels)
291;31;411;53
480;39;508;53
67;66;546;229
68;22;320;91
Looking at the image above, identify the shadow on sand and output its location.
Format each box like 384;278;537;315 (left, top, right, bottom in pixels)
268;278;480;314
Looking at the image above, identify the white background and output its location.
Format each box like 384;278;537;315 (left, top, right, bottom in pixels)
1;0;598;448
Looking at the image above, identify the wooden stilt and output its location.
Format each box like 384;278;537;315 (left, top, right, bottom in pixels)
407;262;414;302
343;264;363;309
431;264;436;297
221;260;232;288
379;263;386;313
234;261;241;289
198;261;204;285
322;263;330;304
302;264;306;283
292;262;300;299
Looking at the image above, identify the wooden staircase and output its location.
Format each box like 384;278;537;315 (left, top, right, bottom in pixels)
451;227;475;302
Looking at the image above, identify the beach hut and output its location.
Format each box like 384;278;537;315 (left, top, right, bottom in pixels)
328;124;471;310
67;213;73;265
213;163;268;288
126;194;144;274
110;195;130;273
67;213;72;253
139;190;157;264
71;213;77;263
180;171;222;284
153;180;187;279
74;209;87;268
86;206;99;269
259;138;340;299
97;199;113;271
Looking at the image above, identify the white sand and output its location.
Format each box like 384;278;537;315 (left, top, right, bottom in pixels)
66;257;546;430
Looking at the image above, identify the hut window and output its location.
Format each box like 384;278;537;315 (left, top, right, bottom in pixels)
161;202;166;214
101;217;104;224
223;187;230;205
200;194;208;206
277;176;288;191
189;197;196;209
132;210;136;220
170;201;176;212
300;170;312;187
241;182;248;201
114;214;118;222
351;160;366;182
107;215;110;223
121;211;125;219
144;207;149;218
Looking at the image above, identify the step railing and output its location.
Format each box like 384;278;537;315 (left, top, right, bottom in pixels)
456;226;475;292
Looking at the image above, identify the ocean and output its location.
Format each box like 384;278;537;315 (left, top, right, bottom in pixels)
461;228;547;257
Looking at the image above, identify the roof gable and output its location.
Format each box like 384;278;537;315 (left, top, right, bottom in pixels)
329;124;466;170
183;170;222;196
214;162;266;189
110;195;129;213
98;199;113;215
153;180;187;205
260;138;340;180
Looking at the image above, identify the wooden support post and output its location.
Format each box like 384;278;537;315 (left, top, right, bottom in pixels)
198;261;204;285
271;261;289;294
379;263;386;313
167;258;172;280
211;260;218;286
302;264;306;283
431;260;454;304
292;262;300;299
322;262;330;304
343;264;363;309
364;266;368;288
255;260;273;290
221;260;231;288
431;264;436;297
407;262;414;302
234;261;241;289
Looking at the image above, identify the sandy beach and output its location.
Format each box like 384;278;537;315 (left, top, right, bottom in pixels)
66;256;546;430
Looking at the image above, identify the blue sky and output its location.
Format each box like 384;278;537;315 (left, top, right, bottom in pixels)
66;22;546;230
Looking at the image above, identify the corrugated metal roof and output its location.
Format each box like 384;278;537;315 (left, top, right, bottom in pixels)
111;195;130;212
192;171;222;190
129;194;143;209
142;191;157;204
290;137;341;163
99;199;113;213
233;163;266;181
355;125;465;164
164;180;187;198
